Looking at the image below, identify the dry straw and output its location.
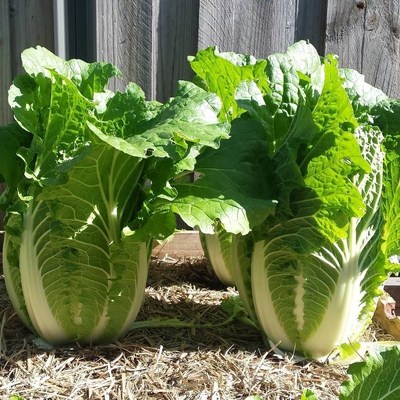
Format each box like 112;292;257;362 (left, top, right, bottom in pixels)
0;254;392;399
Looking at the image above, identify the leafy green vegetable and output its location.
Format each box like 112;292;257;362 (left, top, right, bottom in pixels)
0;46;233;345
186;41;400;360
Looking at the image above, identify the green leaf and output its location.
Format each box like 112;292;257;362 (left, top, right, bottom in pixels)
189;46;268;122
270;55;369;241
171;118;277;234
235;40;325;155
340;345;400;399
220;295;259;330
0;123;32;186
381;150;400;264
0;123;33;212
341;68;388;121
284;40;325;105
21;45;122;100
135;81;230;160
301;389;319;400
2;46;236;346
368;99;400;265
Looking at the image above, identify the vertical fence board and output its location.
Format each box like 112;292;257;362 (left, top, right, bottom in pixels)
199;0;290;57
0;1;13;126
295;0;328;54
9;0;55;76
198;0;327;58
154;0;199;102
96;0;199;102
96;0;154;98
198;1;235;52
326;0;400;97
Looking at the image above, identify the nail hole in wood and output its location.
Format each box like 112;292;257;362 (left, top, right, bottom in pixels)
355;1;366;10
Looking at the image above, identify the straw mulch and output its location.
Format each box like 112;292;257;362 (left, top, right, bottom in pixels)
0;252;393;400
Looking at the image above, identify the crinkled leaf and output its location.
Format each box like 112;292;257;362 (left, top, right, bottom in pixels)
235;40;324;155
171;119;277;234
340;345;400;399
271;56;369;242
284;40;325;107
302;55;370;239
381;151;400;265
341;68;388;122
189;46;268;122
21;45;122;100
369;99;400;265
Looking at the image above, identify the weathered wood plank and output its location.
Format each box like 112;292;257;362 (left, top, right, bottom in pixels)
384;276;400;314
8;0;55;76
373;291;400;340
199;0;288;57
0;1;13;125
96;0;199;103
326;0;400;98
152;231;204;260
96;0;154;98
153;0;199;102
294;0;327;54
198;0;327;57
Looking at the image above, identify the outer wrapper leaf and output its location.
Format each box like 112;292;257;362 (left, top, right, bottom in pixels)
200;222;235;286
371;100;400;266
340;346;400;399
171;118;277;234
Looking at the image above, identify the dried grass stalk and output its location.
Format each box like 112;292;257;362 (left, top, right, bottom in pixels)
0;254;389;399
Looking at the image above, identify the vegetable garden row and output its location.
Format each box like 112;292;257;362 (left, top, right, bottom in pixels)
1;41;400;398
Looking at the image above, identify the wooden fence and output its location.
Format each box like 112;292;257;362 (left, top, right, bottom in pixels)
1;0;400;241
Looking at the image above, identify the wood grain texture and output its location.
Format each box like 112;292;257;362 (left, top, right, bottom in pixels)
326;0;400;97
9;0;55;76
198;0;327;58
0;1;13;125
373;291;400;340
295;0;328;53
96;0;199;102
385;276;400;314
154;0;199;102
152;231;204;259
96;0;154;98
